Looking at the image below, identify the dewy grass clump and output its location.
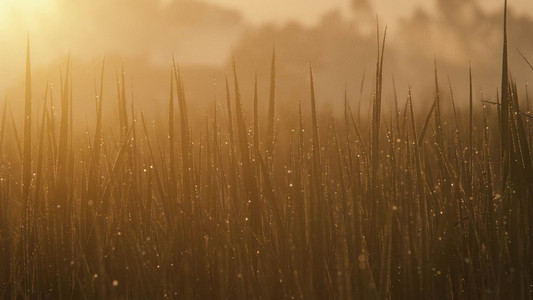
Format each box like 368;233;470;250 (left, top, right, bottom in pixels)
0;1;532;298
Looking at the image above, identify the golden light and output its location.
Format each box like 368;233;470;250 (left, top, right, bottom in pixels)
0;0;57;29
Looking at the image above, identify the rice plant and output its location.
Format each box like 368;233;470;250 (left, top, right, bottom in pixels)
0;1;532;299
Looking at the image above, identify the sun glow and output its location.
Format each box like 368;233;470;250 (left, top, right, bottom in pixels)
0;0;57;29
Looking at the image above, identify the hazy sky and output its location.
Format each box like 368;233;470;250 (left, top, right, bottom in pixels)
1;0;530;31
201;0;532;26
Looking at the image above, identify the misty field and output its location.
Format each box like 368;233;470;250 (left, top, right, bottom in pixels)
1;3;533;300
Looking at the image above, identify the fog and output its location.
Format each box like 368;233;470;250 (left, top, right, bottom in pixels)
1;0;532;119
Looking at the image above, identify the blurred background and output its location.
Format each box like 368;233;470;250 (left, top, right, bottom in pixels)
0;0;532;119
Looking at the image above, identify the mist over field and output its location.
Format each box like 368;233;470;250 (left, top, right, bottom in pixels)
1;0;532;116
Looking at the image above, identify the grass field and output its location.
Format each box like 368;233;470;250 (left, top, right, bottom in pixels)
0;2;532;299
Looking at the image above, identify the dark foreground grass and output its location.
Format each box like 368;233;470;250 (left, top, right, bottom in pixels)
0;3;532;299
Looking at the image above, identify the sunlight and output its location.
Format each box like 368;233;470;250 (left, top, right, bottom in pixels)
0;0;532;298
0;0;57;29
